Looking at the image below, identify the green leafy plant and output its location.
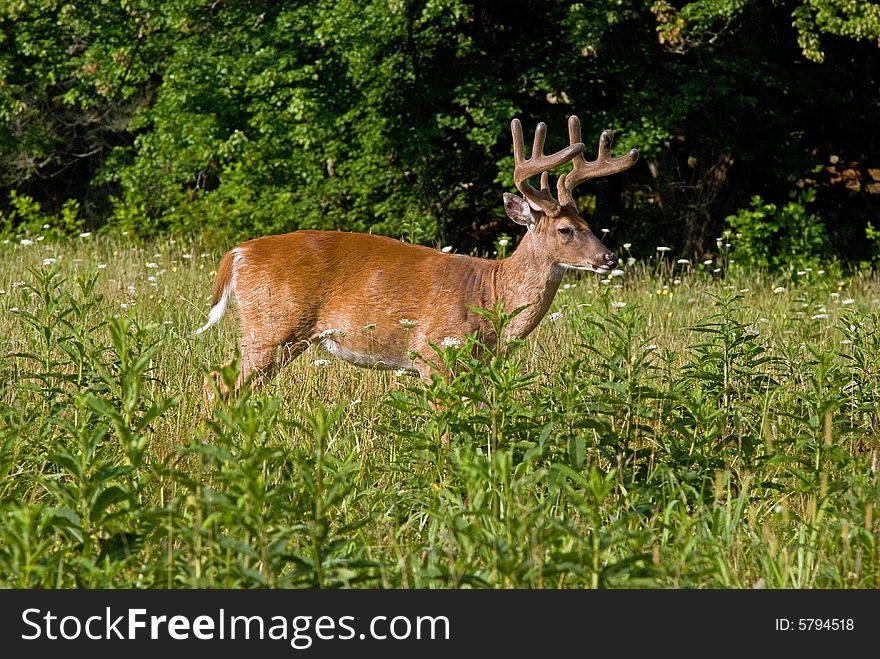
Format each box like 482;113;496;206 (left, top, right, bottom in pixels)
724;190;828;271
1;235;879;588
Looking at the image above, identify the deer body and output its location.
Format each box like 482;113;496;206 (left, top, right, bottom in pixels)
196;116;638;401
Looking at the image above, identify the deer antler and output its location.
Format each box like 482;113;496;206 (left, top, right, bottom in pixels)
511;118;585;218
556;116;640;210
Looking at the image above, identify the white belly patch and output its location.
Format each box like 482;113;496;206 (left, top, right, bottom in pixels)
319;338;416;372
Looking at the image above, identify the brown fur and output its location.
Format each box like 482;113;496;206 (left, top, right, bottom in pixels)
211;250;235;307
197;117;637;411
200;217;614;405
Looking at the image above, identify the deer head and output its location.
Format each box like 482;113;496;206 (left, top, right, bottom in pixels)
502;116;639;274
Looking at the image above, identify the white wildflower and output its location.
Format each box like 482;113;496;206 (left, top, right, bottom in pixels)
703;259;714;266
841;339;852;345
440;336;462;348
497;238;509;247
42;258;57;266
145;262;158;269
399;318;417;329
97;263;108;270
312;359;332;367
319;328;346;338
797;270;807;276
656;246;671;252
623;242;632;250
36;235;44;241
547;311;564;321
441;245;453;253
610;269;625;277
676;258;690;265
79;232;92;238
364;323;377;330
811;313;829;320
611;301;627;309
626;257;636;267
19;239;34;246
842;298;855;305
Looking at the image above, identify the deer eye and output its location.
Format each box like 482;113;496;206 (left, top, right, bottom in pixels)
557;226;573;236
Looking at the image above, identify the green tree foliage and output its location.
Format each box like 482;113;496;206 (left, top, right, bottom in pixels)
1;1;879;263
724;189;828;270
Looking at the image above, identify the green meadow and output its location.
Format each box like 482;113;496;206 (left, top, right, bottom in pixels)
1;233;878;588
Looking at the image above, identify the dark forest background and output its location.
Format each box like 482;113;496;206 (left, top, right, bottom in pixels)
2;0;879;266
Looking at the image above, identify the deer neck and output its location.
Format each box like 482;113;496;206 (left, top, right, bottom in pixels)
494;230;564;340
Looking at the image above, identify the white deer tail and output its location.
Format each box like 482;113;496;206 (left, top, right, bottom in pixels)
192;249;236;336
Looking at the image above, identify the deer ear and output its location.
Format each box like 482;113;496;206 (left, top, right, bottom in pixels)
503;193;537;228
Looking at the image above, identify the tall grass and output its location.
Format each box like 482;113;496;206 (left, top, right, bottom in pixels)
1;235;878;588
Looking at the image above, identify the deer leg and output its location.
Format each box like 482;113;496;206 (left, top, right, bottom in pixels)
203;339;278;405
203;370;229;406
204;336;311;406
237;340;283;393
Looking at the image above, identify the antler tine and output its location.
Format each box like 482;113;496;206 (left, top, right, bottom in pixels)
531;121;547;166
557;116;640;209
569;114;583;148
511;117;526;165
511;118;584;217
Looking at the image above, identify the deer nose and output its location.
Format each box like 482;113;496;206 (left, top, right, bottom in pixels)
604;251;618;268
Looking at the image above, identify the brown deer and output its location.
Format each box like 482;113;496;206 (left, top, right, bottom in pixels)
194;116;638;402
